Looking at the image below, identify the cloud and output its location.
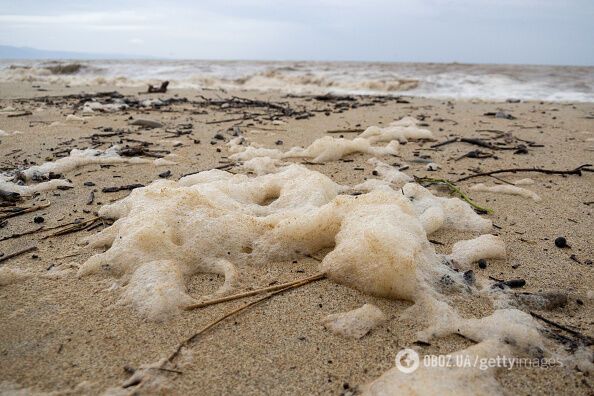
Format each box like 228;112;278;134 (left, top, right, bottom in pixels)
0;11;150;31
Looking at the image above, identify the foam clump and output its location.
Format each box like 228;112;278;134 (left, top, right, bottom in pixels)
227;118;427;165
284;137;400;163
230;137;399;164
322;303;386;339
0;177;72;195
243;157;281;175
65;114;86;123
450;234;506;267
79;164;463;319
369;309;544;395
367;158;412;186
360;117;433;143
365;340;507;396
121;260;195;321
21;146;150;181
403;183;492;234
470;183;541;202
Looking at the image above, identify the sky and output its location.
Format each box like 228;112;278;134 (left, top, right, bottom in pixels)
0;0;593;65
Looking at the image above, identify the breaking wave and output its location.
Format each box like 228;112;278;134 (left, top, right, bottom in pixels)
0;60;592;101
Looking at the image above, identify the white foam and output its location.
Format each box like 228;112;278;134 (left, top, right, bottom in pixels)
322;304;386;339
360;117;434;143
368;158;412;187
0;178;72;195
20;146;150;181
450;234;506;267
470;183;541;202
403;183;492;234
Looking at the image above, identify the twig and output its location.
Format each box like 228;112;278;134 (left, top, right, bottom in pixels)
326;129;364;134
185;273;325;310
530;311;593;345
430;137;459;148
415;177;493;214
0;201;51;221
41;217;100;239
0;226;44;242
167;274;325;363
0;245;37;265
455;164;592;182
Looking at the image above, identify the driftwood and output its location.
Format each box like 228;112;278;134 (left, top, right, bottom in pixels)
0;245;37;265
147;81;169;93
456;164;592;182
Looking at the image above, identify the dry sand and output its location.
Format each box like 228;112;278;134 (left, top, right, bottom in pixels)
0;82;592;395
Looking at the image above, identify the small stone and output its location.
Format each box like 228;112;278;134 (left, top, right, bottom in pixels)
554;237;568;248
34;216;44;224
275;140;283;145
478;259;487;269
158;170;171;178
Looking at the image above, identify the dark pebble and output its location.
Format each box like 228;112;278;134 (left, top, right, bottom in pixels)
554;236;568;248
84;181;96;187
158;170;171;178
34;216;45;224
503;279;526;288
478;259;487;269
275;140;283;145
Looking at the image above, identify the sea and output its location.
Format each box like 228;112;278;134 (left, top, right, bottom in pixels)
1;59;593;102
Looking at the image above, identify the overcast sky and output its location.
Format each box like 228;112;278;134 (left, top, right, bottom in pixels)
0;0;592;65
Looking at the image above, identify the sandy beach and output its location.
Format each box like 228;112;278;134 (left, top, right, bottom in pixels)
0;81;592;395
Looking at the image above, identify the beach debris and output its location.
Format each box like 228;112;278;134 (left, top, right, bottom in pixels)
0;201;51;221
322;304;386;339
554;237;569;248
129;118;164;129
483;111;516;120
478;259;487;269
455;164;592;182
0;245;37;266
147;81;169;93
102;184;144;193
186;273;325;311
425;162;440;171
165;277;323;365
0;189;21;203
6;111;32;118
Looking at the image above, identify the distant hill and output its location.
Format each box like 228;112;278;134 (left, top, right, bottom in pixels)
0;45;152;60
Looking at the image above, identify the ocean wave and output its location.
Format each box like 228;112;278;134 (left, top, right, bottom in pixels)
0;60;592;101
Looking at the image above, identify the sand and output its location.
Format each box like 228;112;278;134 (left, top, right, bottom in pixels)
0;81;592;395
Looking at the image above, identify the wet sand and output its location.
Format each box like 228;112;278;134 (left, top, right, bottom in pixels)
0;82;592;395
